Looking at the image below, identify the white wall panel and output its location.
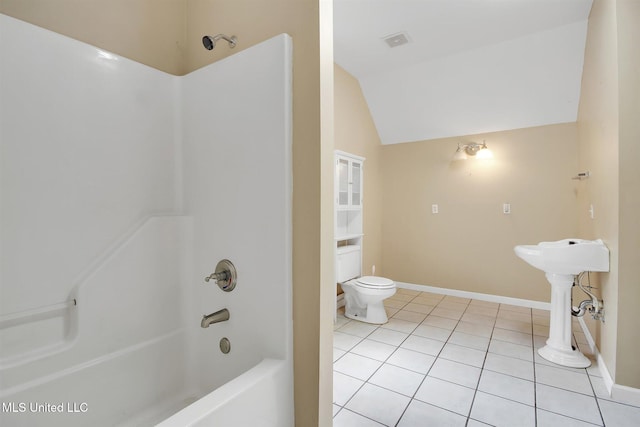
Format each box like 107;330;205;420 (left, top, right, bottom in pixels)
0;15;178;314
181;34;293;392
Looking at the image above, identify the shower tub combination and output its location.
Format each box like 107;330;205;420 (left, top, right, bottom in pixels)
0;15;293;426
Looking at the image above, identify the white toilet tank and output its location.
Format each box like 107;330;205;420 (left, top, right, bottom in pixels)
337;245;361;283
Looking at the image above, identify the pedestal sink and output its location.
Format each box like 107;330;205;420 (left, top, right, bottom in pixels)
514;239;609;368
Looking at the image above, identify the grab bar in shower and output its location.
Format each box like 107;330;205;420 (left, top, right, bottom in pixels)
0;299;76;330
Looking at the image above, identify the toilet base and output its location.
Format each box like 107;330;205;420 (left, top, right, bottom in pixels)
344;301;389;324
538;344;591;368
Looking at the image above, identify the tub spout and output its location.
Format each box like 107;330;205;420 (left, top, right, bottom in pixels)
201;308;229;328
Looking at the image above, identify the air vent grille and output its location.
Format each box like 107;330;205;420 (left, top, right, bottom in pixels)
383;32;410;48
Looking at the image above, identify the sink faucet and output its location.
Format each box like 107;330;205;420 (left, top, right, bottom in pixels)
201;308;230;328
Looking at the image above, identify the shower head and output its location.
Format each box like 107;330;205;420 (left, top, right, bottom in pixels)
202;34;237;51
202;35;215;50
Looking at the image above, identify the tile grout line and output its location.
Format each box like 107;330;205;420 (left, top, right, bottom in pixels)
335;293;640;426
392;293;461;426
530;308;607;426
335;316;394;416
335;291;434;425
463;301;497;426
391;293;479;424
338;294;578;425
333;308;374;418
580;326;607;426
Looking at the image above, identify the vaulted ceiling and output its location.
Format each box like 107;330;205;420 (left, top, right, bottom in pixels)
333;0;594;144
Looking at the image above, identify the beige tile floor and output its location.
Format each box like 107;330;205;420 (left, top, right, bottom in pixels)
333;288;640;426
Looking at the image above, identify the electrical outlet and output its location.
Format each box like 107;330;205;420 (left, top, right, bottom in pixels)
431;204;439;214
503;203;511;214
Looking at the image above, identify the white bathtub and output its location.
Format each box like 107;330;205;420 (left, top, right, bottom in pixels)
1;14;293;427
1;328;291;426
157;359;292;427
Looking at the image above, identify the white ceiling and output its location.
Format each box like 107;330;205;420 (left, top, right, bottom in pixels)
334;0;594;144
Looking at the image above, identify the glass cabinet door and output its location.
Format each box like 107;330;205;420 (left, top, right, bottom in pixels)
334;151;364;240
351;161;361;207
337;158;349;206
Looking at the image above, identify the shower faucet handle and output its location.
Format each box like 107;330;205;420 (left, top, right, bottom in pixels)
204;259;237;292
205;271;228;282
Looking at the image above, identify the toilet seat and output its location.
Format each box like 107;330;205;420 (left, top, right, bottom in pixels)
355;276;394;289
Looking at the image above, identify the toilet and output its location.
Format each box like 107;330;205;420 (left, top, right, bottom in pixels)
337;245;396;324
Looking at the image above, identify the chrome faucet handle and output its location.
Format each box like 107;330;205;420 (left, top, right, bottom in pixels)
205;271;228;282
204;259;237;292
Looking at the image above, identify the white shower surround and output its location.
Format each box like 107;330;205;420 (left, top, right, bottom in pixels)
0;14;292;426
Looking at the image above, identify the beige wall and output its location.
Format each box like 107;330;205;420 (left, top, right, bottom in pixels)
576;0;620;385
1;0;334;423
0;0;187;75
578;0;640;389
334;64;383;276
615;0;640;391
334;62;581;305
380;124;579;302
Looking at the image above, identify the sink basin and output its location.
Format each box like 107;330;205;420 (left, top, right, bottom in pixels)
514;238;609;275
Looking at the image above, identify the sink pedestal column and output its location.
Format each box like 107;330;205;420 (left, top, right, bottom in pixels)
539;273;591;368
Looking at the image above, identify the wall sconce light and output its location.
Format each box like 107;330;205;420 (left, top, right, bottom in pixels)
453;140;493;161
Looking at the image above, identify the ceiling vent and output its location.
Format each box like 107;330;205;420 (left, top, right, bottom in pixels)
382;32;410;48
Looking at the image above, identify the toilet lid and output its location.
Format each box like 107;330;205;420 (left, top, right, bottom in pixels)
355;276;395;289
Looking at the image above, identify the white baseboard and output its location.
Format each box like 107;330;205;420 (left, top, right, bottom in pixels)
395;281;551;311
577;317;640;407
576;317;615;394
611;383;640;407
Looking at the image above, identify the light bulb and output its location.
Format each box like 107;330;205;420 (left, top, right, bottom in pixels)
477;147;493;159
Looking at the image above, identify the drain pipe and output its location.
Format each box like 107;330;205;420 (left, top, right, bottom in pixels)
571;272;604;321
571;299;593;317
